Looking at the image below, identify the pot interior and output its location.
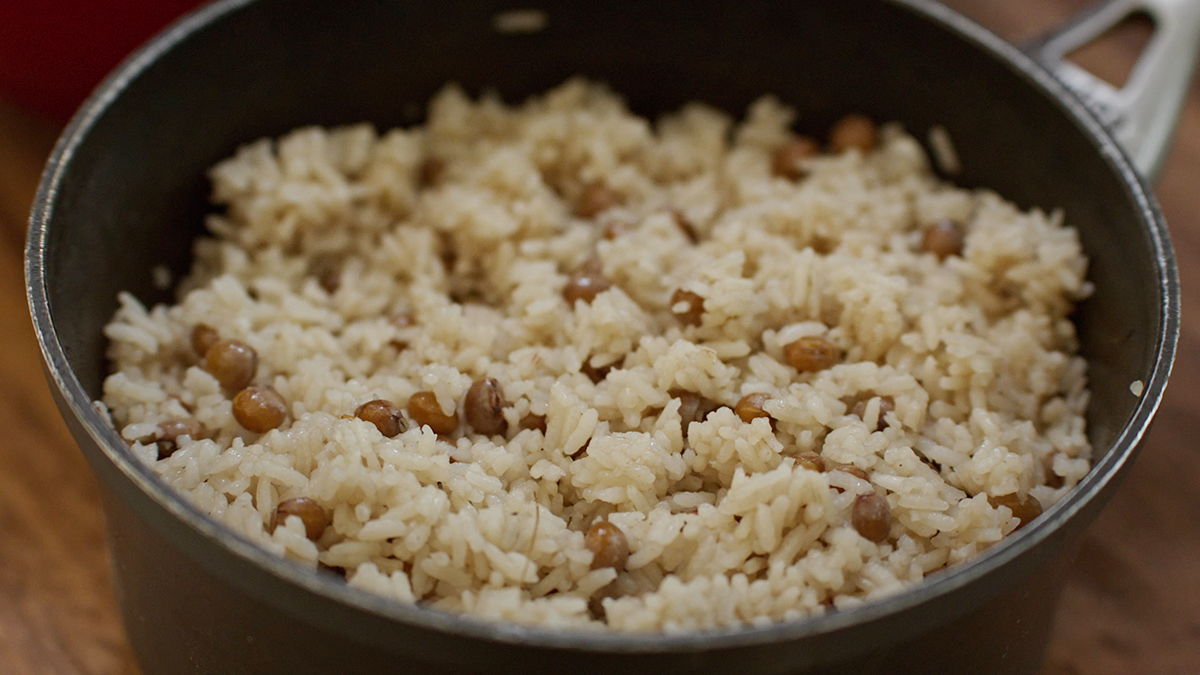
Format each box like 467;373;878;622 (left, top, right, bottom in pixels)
32;0;1171;650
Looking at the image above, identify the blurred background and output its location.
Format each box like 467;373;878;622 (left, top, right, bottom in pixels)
0;1;1197;673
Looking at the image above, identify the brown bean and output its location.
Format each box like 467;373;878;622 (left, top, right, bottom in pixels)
519;413;548;433
835;465;871;482
407;391;458;435
191;324;220;357
670;289;705;327
563;269;612;305
155;418;206;460
920;219;965;260
850;395;895;432
672;389;721;437
464;377;508;436
273;497;328;541
797;452;826;473
586;520;630;570
576;182;622;218
579;257;603;275
232;385;288;433
783;336;840;372
669;209;699;243
205;339;258;391
988;493;1044;529
810;235;835;255
829;114;877;153
735;393;773;424
772;135;820;179
852;493;892;542
355;399;407;438
419;157;444;188
319;270;341;293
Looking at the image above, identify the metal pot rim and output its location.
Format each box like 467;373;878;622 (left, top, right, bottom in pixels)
24;0;1180;654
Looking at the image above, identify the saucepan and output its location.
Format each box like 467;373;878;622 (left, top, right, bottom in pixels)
25;0;1192;672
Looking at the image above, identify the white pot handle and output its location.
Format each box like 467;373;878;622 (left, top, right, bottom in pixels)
1025;0;1200;182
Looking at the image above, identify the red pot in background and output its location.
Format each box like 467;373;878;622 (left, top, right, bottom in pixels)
0;0;203;122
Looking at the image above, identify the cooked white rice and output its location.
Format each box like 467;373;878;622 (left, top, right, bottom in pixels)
101;79;1092;632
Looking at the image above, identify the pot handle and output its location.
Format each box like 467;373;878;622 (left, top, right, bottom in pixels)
1025;0;1200;182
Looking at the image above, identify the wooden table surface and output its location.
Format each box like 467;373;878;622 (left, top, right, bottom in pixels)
1;2;1198;673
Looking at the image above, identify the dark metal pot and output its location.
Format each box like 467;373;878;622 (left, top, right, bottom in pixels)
25;1;1190;673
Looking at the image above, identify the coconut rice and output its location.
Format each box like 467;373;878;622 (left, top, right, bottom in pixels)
100;79;1092;632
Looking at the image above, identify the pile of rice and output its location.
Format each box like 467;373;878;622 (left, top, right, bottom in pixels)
101;79;1092;632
